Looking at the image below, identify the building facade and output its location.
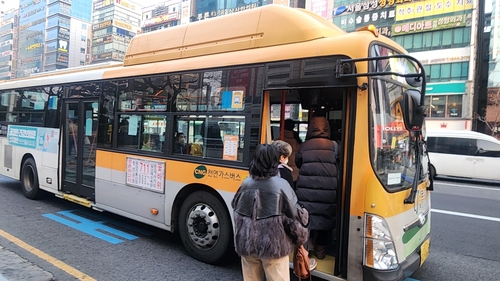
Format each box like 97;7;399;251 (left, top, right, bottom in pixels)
90;0;142;64
141;0;182;33
328;0;478;131
0;8;18;80
15;0;92;78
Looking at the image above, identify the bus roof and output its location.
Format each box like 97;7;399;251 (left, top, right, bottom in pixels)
0;5;404;90
0;62;123;90
124;5;346;66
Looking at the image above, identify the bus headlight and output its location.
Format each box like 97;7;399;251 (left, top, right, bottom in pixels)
364;214;399;270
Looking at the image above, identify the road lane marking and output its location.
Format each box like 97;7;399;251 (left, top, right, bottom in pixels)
436;181;500;191
432;209;500;222
43;210;139;244
0;229;97;281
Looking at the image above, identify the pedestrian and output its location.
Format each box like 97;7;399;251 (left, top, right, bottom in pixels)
232;144;310;281
283;119;301;182
271;140;294;188
295;116;338;260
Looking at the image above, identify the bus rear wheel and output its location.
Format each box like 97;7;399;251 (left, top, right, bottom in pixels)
21;158;41;200
178;191;233;265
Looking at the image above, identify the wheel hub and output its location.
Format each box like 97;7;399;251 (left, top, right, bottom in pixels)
186;203;220;250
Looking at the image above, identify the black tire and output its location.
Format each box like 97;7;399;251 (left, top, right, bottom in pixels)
21;158;41;200
429;164;437;180
178;191;234;264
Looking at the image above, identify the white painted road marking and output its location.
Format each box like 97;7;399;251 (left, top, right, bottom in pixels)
432;209;500;222
436;181;500;191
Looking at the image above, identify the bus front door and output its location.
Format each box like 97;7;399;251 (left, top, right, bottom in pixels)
62;99;98;201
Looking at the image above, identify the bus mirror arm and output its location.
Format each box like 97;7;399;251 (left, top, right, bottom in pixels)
404;137;424;204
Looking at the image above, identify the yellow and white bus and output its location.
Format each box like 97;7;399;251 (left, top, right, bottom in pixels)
0;5;432;280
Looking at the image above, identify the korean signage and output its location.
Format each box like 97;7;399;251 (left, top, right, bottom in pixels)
93;52;112;61
392;12;471;36
93;20;112;30
395;0;474;21
126;157;165;193
92;35;113;45
26;43;42;51
334;0;409;15
412;47;470;65
198;3;258;21
143;13;178;27
7;126;59;153
57;53;68;63
311;0;329;19
58;27;69;40
114;19;133;31
116;0;136;11
181;1;191;25
334;8;396;35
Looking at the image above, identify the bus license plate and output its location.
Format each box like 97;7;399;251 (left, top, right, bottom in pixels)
420;239;430;266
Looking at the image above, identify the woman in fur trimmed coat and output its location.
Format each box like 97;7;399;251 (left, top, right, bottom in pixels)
232;144;309;281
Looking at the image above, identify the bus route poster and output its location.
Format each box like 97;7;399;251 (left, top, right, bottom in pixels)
223;135;238;161
125;157;166;193
7;125;59;153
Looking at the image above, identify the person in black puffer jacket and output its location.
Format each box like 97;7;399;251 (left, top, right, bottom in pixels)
295;116;338;260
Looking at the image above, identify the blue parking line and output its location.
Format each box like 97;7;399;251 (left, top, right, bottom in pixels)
0;274;8;281
43;210;141;244
404;278;420;281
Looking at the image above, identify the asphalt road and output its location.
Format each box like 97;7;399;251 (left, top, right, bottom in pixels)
0;175;499;281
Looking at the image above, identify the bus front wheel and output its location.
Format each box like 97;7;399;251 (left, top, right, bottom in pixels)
21;158;41;200
178;191;233;265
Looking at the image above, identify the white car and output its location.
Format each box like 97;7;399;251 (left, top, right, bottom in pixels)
426;130;500;181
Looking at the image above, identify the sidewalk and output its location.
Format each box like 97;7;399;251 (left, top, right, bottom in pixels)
0;246;53;281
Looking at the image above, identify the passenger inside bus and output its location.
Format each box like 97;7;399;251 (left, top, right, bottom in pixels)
283;119;301;182
295;115;339;260
200;121;223;158
174;132;188;154
142;134;160;151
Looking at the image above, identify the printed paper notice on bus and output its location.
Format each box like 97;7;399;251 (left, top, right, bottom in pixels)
387;173;401;185
223;135;238;161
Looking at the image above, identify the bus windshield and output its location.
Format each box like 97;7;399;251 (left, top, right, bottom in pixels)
369;45;424;191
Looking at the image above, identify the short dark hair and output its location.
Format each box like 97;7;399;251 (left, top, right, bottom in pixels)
284;119;295;131
249;144;279;179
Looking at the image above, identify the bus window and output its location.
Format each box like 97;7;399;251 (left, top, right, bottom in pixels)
203;68;250;112
117;114;166;152
67;82;101;97
0;91;20;122
174;115;245;161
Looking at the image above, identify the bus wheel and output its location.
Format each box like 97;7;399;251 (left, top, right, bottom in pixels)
178;191;233;265
21;158;41;200
429;164;437;180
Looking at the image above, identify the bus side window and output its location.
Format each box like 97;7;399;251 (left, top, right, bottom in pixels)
201;121;223;159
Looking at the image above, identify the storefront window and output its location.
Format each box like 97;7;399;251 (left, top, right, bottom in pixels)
424;95;463;118
447;95;462;117
430;96;446;117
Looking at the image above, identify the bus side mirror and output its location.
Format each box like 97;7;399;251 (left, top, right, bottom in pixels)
402;89;425;131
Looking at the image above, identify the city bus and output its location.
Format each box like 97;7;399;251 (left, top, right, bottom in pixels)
0;5;432;280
